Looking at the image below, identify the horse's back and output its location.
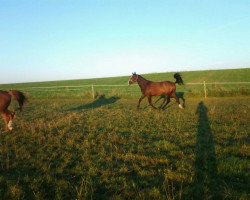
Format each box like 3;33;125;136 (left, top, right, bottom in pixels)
146;81;176;96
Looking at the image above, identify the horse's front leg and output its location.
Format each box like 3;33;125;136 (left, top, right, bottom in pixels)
137;95;146;109
148;96;157;109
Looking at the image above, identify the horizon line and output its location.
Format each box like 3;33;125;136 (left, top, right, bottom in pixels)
0;67;249;85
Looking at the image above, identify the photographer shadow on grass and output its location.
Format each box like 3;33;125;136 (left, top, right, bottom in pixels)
193;101;221;199
68;94;120;111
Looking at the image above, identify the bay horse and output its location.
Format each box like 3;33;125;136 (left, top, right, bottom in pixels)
0;90;27;131
128;72;184;109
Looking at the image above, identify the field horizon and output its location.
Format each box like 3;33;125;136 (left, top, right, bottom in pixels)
1;67;250;86
1;68;250;99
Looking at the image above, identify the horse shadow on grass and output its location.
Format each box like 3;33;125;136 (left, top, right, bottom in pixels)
67;95;120;112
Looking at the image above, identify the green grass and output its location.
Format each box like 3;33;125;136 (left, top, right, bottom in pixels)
1;68;250;98
0;96;249;199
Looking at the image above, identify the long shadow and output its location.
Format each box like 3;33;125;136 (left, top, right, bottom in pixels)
68;95;120;111
194;101;221;199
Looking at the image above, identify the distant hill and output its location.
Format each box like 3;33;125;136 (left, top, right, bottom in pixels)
1;68;249;89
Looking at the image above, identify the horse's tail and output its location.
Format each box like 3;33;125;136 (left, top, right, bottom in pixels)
8;90;27;111
174;73;184;85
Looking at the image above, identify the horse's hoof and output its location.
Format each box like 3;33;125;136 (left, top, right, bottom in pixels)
179;104;184;109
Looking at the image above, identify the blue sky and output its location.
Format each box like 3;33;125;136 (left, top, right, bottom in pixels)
0;0;250;83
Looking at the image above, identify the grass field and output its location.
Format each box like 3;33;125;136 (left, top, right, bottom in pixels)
0;96;250;199
0;68;250;199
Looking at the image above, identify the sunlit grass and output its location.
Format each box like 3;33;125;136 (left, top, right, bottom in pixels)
0;96;249;199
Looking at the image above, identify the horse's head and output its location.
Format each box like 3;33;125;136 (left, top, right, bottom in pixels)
128;72;139;85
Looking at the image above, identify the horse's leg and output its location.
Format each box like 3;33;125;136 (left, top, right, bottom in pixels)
171;93;184;109
148;96;157;109
137;95;146;109
2;111;14;131
2;113;10;131
178;93;186;108
162;96;171;109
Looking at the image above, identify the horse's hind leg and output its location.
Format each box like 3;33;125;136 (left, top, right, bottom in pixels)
148;96;157;109
1;111;14;131
178;92;185;108
2;115;10;131
162;96;171;109
171;93;184;109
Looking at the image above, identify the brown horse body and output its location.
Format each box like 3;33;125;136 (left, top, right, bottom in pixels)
128;73;184;109
0;90;27;131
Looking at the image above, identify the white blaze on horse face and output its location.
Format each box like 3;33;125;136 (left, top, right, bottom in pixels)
128;75;137;85
128;77;133;85
8;120;13;130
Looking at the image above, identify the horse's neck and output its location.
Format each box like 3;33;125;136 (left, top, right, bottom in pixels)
137;75;149;91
